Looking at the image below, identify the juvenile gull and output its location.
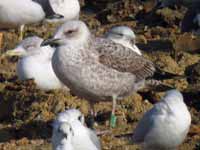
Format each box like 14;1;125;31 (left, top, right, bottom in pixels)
0;0;63;39
5;36;65;91
43;20;155;127
132;89;191;150
105;26;142;55
52;109;101;150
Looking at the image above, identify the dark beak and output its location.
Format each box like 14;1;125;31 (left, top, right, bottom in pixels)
46;13;64;19
41;38;61;47
63;133;68;139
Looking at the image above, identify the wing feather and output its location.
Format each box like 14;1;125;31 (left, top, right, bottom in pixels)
93;38;155;81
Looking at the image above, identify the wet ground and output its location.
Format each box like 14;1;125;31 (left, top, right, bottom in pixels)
0;0;200;149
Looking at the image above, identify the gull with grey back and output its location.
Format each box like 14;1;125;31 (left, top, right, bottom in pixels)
42;20;155;127
48;0;80;22
52;109;101;150
0;0;63;39
132;89;191;150
4;36;65;91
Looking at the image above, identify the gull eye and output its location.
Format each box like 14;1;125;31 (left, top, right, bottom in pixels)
57;128;62;133
25;44;34;49
70;127;73;132
69;127;74;136
78;116;82;121
65;30;74;35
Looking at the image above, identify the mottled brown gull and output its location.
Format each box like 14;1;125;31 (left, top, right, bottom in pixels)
105;25;185;81
42;20;155;127
105;25;142;55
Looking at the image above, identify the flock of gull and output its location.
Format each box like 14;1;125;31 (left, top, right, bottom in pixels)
1;0;199;149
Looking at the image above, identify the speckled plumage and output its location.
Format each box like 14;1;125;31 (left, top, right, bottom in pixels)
50;21;155;103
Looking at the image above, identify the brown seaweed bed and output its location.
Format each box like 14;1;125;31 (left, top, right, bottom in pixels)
0;0;200;150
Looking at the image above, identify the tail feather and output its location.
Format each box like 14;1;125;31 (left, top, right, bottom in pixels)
153;67;186;80
145;79;174;91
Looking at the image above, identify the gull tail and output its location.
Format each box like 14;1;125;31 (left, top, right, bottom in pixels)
153;67;186;80
145;79;174;92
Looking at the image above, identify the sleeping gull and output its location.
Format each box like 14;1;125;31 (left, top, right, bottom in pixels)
4;36;65;91
42;20;156;127
52;121;74;150
0;0;63;39
105;26;142;55
52;109;101;150
132;89;191;150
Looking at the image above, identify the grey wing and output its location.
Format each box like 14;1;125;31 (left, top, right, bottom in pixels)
132;103;166;143
94;38;155;82
32;0;63;18
87;128;101;150
132;109;155;143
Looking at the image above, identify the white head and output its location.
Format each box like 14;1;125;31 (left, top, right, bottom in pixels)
162;89;184;103
106;26;136;43
5;36;54;57
54;109;85;126
52;122;74;150
43;20;90;46
105;26;142;55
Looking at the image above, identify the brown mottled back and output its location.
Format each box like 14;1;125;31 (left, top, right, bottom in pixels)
94;38;155;82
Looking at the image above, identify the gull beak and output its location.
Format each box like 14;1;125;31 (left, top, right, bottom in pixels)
41;38;61;47
3;48;25;57
63;133;68;139
46;13;64;20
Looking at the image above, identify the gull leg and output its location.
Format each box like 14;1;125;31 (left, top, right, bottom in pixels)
110;95;117;128
0;32;3;50
87;102;96;129
19;25;25;40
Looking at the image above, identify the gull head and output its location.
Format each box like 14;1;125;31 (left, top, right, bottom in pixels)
56;122;74;139
162;89;184;106
4;36;44;57
52;122;74;150
55;109;85;126
106;26;136;44
105;26;142;55
42;20;90;46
